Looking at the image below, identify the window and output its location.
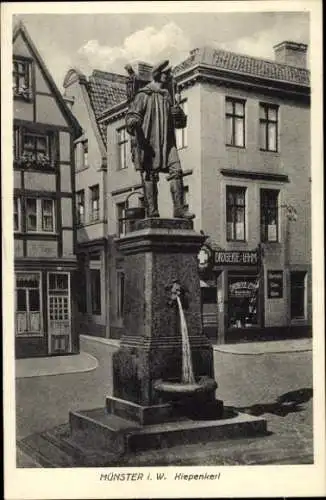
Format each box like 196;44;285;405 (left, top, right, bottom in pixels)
13;58;31;100
76;190;85;226
13;126;20;160
83;141;88;168
41;199;54;232
14;127;54;169
26;198;37;232
290;271;306;320
260;189;279;242
15;272;42;335
117;270;125;319
90;269;101;315
226;186;246;241
89;185;100;222
117;127;128;170
259;103;278;152
14;196;21;232
116;202;126;237
225;98;245;147
228;275;259;328
26;198;56;233
176;99;188;149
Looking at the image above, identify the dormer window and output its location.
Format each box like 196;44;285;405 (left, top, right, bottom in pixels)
13;58;32;100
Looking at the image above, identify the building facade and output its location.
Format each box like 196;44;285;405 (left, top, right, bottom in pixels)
62;68;127;338
13;22;82;358
99;42;311;344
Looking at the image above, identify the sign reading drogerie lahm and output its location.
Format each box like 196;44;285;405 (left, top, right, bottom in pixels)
267;270;283;299
214;250;258;266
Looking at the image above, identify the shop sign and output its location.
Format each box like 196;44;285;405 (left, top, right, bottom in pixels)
229;280;259;298
267;270;283;299
214;250;258;266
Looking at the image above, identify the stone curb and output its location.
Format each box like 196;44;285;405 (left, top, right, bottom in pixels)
81;334;120;348
81;335;312;356
213;339;312;355
15;351;98;379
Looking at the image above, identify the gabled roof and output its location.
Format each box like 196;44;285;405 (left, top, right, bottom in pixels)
174;46;310;87
13;21;82;137
87;71;127;142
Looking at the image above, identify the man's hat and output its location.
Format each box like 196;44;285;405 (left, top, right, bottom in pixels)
152;59;171;78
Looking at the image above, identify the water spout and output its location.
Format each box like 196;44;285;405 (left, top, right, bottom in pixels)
176;295;196;384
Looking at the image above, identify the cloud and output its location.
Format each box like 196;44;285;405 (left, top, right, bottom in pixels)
215;14;310;63
78;22;191;73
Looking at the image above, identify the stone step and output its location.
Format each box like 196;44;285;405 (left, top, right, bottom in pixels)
69;407;267;454
18;432;76;468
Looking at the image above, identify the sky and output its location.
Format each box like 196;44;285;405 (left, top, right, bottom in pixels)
15;11;310;90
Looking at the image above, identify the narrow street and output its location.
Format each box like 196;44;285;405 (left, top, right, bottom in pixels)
16;336;313;466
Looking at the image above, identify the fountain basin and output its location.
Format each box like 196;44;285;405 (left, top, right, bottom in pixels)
154;377;217;397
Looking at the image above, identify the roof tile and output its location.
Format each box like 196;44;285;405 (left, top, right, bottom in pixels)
87;72;127;142
174;47;310;86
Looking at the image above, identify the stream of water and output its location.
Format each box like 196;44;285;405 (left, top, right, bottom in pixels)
176;296;196;384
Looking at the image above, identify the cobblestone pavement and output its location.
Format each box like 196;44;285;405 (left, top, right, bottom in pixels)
16;336;313;466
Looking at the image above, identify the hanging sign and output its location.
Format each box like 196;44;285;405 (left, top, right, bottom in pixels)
267;270;283;299
197;245;213;271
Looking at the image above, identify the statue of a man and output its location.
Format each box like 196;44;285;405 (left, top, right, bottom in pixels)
125;60;194;219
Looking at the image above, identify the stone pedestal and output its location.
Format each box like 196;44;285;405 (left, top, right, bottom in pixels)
69;219;267;459
110;218;217;419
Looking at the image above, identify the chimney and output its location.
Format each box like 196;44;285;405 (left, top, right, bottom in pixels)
134;61;153;83
273;41;308;68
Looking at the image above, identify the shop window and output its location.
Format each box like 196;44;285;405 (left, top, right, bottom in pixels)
116;202;126;237
117;270;125;319
89;184;100;222
15;272;42;336
76;190;85;226
14;196;21;232
259;103;278;152
117;126;128;170
176;99;188;150
13;58;32;100
26;198;55;233
226;186;246;241
228;276;259;328
225;98;245;148
290;271;306;320
91;269;101;315
260;189;279;242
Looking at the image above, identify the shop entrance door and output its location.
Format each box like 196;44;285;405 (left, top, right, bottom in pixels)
16;273;42;335
48;272;71;354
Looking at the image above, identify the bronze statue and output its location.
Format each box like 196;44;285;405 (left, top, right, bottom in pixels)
125;60;194;219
